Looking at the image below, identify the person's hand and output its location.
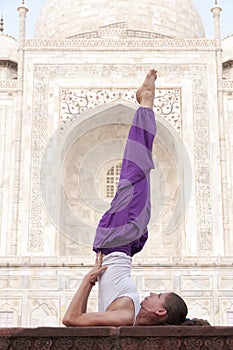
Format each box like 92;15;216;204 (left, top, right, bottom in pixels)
88;252;107;285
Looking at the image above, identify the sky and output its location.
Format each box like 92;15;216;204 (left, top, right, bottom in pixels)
0;0;233;39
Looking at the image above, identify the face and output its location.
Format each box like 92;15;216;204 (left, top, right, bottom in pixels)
141;292;171;313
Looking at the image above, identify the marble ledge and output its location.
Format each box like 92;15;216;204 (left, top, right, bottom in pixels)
0;326;233;350
0;257;233;268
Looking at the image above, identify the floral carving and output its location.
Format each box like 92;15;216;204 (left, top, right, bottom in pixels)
0;80;17;89
0;338;10;350
205;337;224;350
74;337;94;350
223;80;233;89
120;337;139;350
34;338;53;350
141;337;163;349
0;332;233;350
96;337;116;350
184;337;203;350
54;338;73;350
13;338;31;350
60;88;181;133
25;38;215;49
163;337;181;350
227;338;233;350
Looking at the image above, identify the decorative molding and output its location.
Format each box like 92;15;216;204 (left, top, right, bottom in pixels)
68;26;172;40
0;80;17;89
0;327;233;350
157;64;212;253
28;66;50;252
34;338;52;350
192;64;213;252
60;88;181;133
223;80;233;90
0;33;17;41
24;38;216;49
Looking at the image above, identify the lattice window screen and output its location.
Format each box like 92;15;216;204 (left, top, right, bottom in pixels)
106;162;122;198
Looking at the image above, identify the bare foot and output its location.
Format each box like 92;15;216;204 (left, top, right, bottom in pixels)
136;69;157;108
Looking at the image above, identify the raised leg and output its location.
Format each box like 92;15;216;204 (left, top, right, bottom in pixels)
93;70;157;256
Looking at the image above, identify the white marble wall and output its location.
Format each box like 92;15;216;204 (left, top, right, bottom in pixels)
20;40;222;259
0;34;233;326
224;87;233;253
0;88;18;256
0;262;233;326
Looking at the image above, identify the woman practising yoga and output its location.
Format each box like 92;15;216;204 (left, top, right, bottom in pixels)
62;69;188;327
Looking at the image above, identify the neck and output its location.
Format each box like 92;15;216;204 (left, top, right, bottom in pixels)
135;311;148;326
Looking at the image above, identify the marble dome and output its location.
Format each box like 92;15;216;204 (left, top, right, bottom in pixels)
34;0;205;40
0;33;18;62
222;35;233;62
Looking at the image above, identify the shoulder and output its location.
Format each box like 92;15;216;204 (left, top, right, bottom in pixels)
63;297;135;327
107;296;135;311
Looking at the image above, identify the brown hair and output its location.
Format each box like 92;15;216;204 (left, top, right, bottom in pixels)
183;318;210;326
163;292;188;325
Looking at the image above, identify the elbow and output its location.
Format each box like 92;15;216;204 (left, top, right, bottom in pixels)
126;316;135;327
62;316;74;327
62;314;84;327
121;313;135;327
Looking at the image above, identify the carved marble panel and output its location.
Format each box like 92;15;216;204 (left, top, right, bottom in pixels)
218;276;233;290
0;277;22;289
30;63;211;256
29;66;50;252
60;87;181;133
28;277;59;290
143;277;173;291
0;298;22;327
184;298;212;322
0;80;17;89
28;297;59;327
181;276;213;291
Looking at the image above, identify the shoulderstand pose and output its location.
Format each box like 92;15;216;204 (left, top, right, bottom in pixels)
63;69;188;327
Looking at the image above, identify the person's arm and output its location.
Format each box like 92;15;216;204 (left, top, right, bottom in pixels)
63;276;135;327
63;307;135;326
62;253;106;325
62;253;135;326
